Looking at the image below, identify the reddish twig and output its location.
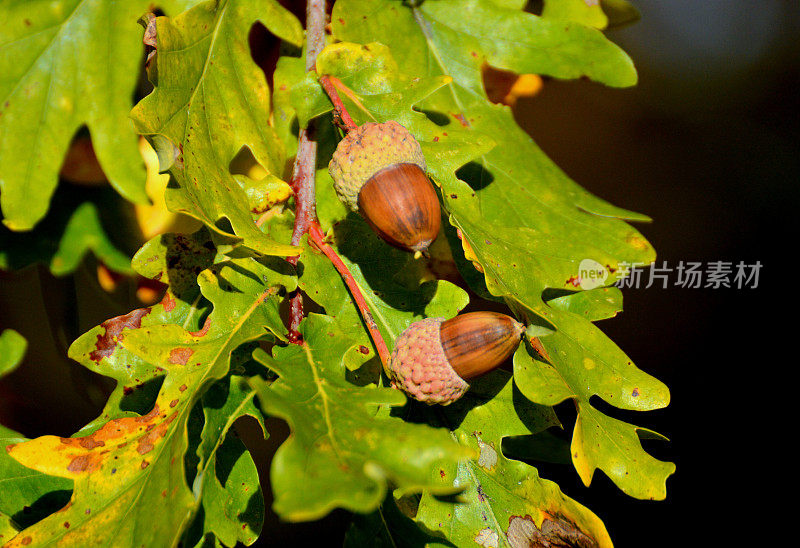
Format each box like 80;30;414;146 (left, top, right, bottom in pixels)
288;131;318;251
286;128;317;342
308;222;390;368
319;75;358;132
279;0;391;365
284;0;327;343
304;0;326;73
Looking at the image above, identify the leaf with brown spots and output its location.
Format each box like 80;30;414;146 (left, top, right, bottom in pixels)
132;227;225;307
514;290;675;500
5;400;194;547
5;257;294;546
67;229;217;433
1;511;17;544
0;426;72;538
410;370;611;548
130;0;302;257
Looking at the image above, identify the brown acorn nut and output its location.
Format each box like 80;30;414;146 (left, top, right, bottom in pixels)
329;121;441;253
387;312;525;405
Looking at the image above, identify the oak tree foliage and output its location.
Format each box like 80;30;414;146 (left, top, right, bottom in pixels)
0;0;671;546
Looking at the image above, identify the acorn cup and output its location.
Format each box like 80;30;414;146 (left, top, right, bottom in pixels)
328;121;441;253
387;312;526;405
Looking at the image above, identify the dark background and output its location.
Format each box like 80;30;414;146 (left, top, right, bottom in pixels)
512;2;794;546
1;1;795;546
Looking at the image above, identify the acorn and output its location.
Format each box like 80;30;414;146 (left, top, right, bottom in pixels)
328;121;441;253
387;312;525;405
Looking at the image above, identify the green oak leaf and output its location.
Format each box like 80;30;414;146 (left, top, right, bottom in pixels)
545;286;623;321
541;0;641;30
0;192;135;276
542;0;609;29
292;43;453;129
290;39;648;310
344;493;452;548
249;313;474;522
490;0;527;9
0;0;202;230
297;227;469;372
408;370;612;548
0;429;72;535
190;433;263;547
131;0;302;257
331;0;652;287
194;533;225;548
69;228;220;430
1;511;17;544
334;0;636;90
49;202;133;276
514;288;674;499
0;329;26;378
5;254;294;546
601;0;641;29
444;216;674;499
272;55;304;165
330;3;669;500
183;373;266;547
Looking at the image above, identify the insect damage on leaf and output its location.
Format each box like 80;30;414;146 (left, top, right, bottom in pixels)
506;514;598;548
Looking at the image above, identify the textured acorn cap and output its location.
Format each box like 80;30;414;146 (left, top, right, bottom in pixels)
387;317;469;405
329;121;427;212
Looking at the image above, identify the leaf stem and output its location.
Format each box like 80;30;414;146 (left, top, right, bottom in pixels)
319;75;358;132
308;222;390;369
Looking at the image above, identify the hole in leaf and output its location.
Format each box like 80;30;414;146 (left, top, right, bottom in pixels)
248;20;302;95
12;489;73;530
119;375;166;415
214;216;235;234
229;145;268;181
183;400;205;488
59;127;106;185
456;161;495;191
525;0;544;15
412;107;450;127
